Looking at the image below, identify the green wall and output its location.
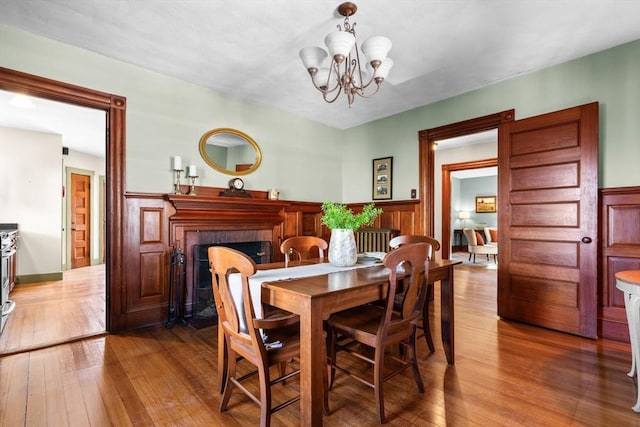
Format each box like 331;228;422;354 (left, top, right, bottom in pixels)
0;24;343;202
2;24;639;204
343;39;640;201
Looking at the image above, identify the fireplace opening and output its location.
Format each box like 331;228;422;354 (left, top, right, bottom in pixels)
190;240;272;328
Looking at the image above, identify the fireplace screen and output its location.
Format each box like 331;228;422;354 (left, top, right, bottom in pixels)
191;241;272;328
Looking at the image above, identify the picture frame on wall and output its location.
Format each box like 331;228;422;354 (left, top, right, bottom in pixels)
476;195;497;213
372;156;393;200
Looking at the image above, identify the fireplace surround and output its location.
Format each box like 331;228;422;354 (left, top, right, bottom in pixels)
165;191;289;326
190;240;272;328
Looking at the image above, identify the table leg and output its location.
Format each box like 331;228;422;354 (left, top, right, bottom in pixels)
630;294;640;412
299;300;325;426
440;265;455;365
623;290;638;378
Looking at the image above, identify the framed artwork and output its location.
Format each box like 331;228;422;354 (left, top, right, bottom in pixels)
476;195;497;213
372;156;393;200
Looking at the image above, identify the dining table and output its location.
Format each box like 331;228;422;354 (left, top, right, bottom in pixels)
257;257;461;427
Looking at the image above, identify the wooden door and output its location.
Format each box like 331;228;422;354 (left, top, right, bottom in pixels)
498;102;599;338
71;173;91;268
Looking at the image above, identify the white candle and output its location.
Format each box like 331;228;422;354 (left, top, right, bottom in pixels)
173;156;182;170
188;165;197;177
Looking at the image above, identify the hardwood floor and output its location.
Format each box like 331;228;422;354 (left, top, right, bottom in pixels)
0;264;106;355
1;260;638;426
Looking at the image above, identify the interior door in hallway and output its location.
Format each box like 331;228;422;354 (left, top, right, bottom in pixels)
498;102;599;338
71;172;91;268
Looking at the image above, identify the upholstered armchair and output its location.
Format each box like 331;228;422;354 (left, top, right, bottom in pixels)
484;226;498;245
463;228;498;263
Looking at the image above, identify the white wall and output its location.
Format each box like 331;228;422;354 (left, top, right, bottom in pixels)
0;127;62;276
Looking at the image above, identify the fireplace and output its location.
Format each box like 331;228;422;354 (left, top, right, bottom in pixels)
190;240;272;328
165;192;289;329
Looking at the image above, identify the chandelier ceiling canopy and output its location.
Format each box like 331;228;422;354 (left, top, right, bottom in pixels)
299;2;393;107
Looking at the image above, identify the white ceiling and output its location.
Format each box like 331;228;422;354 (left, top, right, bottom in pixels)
451;166;497;180
2;1;640;152
0;89;106;157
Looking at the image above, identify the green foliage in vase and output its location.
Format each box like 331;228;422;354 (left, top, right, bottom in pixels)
321;201;383;230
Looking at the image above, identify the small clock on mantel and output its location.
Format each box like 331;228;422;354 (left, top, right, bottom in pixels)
219;177;252;197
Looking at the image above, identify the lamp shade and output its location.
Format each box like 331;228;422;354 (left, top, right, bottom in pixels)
312;68;331;89
458;211;471;220
324;30;356;62
373;58;393;80
300;46;328;70
361;36;392;63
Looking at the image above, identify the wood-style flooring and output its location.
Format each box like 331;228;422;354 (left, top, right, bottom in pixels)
0;264;106;355
1;256;638;426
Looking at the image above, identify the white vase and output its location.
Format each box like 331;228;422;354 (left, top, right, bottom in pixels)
328;228;358;267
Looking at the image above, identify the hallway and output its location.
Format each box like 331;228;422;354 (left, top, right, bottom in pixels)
0;264;106;355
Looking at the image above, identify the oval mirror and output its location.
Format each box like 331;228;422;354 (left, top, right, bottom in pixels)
199;128;262;176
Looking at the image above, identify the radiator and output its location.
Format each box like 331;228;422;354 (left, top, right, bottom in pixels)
355;228;399;253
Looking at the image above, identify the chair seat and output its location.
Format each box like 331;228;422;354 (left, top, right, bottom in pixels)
229;322;301;364
472;244;498;255
329;305;415;345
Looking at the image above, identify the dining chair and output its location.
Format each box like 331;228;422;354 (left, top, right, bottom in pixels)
389;235;437;352
280;236;328;265
326;242;430;424
208;246;303;427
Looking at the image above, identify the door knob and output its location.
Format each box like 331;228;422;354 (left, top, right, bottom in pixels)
581;237;592;244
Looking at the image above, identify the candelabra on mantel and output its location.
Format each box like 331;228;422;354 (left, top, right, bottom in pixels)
173;168;184;194
173;155;184;194
188;175;198;195
187;164;198;196
172;157;198;195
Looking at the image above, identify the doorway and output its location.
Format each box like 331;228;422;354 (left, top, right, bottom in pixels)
0;90;105;353
419;104;599;339
418;110;514;252
440;156;499;260
444;160;498;259
0;66;126;352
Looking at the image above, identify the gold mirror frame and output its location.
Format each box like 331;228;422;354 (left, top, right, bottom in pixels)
198;127;263;176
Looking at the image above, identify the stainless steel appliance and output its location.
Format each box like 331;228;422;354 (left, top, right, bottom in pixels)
1;224;18;334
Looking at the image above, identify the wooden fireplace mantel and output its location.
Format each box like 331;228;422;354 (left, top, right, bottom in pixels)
165;193;289;213
165;192;291;248
165;193;289;224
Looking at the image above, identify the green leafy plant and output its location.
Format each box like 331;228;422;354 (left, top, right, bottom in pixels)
321;201;383;230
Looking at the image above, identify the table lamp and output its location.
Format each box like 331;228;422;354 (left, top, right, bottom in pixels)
458;211;471;228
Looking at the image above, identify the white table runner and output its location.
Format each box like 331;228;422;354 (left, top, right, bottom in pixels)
228;260;381;333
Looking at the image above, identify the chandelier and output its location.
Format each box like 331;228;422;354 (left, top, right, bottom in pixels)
299;2;393;107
